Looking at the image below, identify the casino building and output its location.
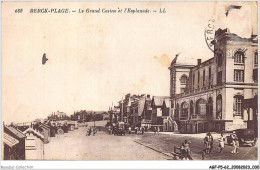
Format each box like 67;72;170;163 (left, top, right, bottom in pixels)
169;28;258;133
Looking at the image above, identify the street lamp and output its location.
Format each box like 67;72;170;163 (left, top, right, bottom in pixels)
93;112;96;128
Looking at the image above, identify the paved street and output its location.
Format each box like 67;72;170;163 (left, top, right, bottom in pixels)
135;132;258;160
44;126;169;160
44;122;257;160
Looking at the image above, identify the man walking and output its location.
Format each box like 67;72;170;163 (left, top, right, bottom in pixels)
208;132;214;154
141;127;144;135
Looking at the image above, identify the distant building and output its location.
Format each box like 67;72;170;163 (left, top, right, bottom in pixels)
169;28;258;133
151;96;174;131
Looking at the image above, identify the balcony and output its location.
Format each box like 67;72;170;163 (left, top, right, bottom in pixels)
191;114;212;120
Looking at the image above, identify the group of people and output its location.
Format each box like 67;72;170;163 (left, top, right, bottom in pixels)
201;131;240;159
86;126;97;136
176;131;240;160
179;140;193;160
203;132;214;154
134;127;145;135
153;126;160;135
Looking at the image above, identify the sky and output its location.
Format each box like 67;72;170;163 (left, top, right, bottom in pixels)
2;1;258;124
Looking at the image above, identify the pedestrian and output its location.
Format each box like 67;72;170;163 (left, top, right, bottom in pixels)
141;127;144;135
208;132;214;154
157;127;160;135
86;127;89;136
154;127;157;135
183;140;193;160
218;133;225;153
203;135;210;154
128;127;131;135
93;128;97;136
135;127;138;134
231;131;239;154
180;143;187;160
88;127;92;136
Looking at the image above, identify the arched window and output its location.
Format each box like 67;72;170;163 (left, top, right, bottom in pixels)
190;101;194;115
234;95;243;116
207;97;213;115
180;75;187;84
234;51;244;64
196;99;206;115
216;95;222;119
181;102;188;117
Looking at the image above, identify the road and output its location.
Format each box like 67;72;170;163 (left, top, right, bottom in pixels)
135;132;258;160
44;127;169;160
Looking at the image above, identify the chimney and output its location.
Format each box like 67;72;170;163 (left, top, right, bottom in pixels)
197;59;201;65
147;94;150;98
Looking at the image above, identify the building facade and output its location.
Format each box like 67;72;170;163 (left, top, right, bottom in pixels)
169;28;258;133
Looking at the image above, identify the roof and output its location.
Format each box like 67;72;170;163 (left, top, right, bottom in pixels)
39;123;50;130
170;53;197;66
138;97;146;116
5;126;26;139
23;128;44;140
153;96;170;107
3;132;19;147
164;99;171;108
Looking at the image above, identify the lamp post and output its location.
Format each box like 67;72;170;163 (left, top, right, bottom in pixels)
93;112;96;128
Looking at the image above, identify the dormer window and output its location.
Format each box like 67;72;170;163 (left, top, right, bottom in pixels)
234;51;244;65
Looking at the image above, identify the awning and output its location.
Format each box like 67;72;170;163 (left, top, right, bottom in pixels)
3;132;19;147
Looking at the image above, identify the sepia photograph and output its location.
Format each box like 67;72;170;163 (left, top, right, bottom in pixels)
1;0;259;169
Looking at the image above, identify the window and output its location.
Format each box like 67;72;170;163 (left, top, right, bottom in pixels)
192;74;195;90
181;102;188;117
217;71;222;85
234;51;244;64
234;70;244;82
253;68;258;82
196;99;206;115
234;96;243;116
197;71;200;89
180;75;187;84
217;53;223;67
180;88;186;94
209;67;212;86
207;97;213;115
190;101;194;115
254;52;258;66
203;69;205;87
216;95;222;119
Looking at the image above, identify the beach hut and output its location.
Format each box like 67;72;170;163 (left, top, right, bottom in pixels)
4;125;26;160
23;128;44;160
3;132;19;160
39;123;50;143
